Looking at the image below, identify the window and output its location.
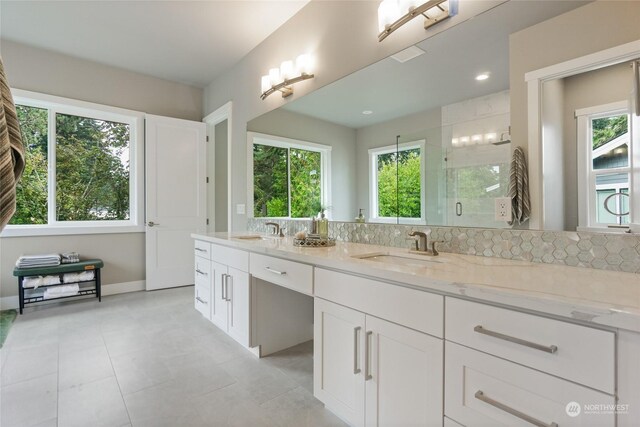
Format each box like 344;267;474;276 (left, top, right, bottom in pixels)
577;101;632;229
4;90;144;236
248;132;331;219
369;141;425;223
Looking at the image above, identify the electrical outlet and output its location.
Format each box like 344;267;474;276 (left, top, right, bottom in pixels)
494;197;512;222
236;204;246;215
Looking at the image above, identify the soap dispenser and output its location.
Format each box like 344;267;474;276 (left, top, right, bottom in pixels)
355;208;365;223
318;211;329;238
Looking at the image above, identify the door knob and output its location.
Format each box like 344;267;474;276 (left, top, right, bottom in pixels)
147;221;159;227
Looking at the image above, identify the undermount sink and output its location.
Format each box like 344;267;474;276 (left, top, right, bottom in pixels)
352;252;442;267
232;235;275;241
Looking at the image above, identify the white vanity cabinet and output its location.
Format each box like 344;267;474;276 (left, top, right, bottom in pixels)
314;269;444;427
194;240;250;347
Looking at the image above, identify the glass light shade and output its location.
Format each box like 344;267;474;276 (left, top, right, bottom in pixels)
280;60;295;81
485;133;497;142
378;0;401;32
472;134;482;143
269;68;281;85
451;138;459;147
459;136;470;146
261;75;271;93
398;0;422;13
296;54;313;75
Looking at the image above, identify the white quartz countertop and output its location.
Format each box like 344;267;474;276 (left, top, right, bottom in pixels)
192;232;640;333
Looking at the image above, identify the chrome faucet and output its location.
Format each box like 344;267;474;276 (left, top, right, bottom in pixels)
408;231;439;256
265;222;280;236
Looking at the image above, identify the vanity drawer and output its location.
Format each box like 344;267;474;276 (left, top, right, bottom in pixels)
194;256;211;288
211;244;249;272
445;297;615;393
249;253;313;295
445;342;614;427
194;283;211;318
194;240;211;259
315;268;443;338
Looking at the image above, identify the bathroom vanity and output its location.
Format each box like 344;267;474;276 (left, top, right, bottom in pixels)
191;232;640;427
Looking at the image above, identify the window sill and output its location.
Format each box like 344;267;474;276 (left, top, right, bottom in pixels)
1;224;145;238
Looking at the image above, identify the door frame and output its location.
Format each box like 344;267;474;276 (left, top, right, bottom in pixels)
525;39;640;229
203;102;233;233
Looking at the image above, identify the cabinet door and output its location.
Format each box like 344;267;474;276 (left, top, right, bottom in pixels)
365;315;443;427
210;261;228;330
314;298;366;427
226;267;250;347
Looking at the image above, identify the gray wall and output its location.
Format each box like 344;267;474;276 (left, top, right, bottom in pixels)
203;0;502;231
248;109;357;221
0;40;203;300
509;1;640;227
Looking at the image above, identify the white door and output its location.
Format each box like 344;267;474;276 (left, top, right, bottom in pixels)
314;298;366;427
145;114;206;290
365;315;443;427
227;267;250;347
210;261;228;330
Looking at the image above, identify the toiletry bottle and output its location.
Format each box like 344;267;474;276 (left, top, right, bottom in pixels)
356;208;365;223
310;216;318;234
318;212;329;238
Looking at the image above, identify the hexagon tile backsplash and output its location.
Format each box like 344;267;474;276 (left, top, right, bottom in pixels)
247;218;640;274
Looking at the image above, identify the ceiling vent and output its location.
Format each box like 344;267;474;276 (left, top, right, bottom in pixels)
391;45;425;63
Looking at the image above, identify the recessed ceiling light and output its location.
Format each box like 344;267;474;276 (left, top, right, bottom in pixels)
475;73;490;81
362;110;373;115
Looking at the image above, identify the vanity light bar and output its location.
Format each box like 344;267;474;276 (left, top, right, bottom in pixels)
378;0;458;42
260;54;315;100
451;131;509;147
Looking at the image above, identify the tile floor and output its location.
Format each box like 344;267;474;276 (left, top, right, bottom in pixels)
0;287;346;427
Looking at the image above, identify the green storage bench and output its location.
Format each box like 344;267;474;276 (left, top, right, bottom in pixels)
13;259;103;314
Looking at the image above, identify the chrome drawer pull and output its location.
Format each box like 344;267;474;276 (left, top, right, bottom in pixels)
195;269;207;276
265;266;286;275
221;274;227;301
475;391;558;427
195;247;207;252
195;297;207;305
365;331;373;381
474;325;558;354
353;327;361;374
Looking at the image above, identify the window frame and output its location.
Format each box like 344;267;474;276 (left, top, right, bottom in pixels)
247;132;331;220
576;100;631;231
2;89;145;237
368;140;426;224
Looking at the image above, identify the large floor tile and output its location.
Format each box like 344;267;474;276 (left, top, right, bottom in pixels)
111;348;173;396
123;380;200;425
1;373;58;427
261;386;347;427
195;383;274;427
59;343;115;390
1;343;58;386
58;376;130;427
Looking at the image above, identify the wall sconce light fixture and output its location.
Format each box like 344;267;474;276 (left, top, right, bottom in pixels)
378;0;458;42
260;54;314;100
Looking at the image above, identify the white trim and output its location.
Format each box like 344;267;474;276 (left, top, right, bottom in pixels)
575;101;628;119
526;39;640;229
0;296;19;310
203;102;233;232
101;280;146;296
4;89;145;235
246;131;332;219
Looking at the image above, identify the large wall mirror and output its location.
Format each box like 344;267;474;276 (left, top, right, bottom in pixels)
245;0;598;227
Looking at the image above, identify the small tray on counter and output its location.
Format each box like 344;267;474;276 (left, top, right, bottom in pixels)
293;237;336;247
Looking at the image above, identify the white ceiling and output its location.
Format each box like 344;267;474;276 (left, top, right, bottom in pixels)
282;0;589;129
0;0;310;87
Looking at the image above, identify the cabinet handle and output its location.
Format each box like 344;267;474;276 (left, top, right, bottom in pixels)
195;269;207;276
475;391;558;427
353;327;361;374
226;275;232;303
195;247;207;252
195;296;207;305
473;325;558;354
221;274;227;301
264;266;286;275
365;331;373;381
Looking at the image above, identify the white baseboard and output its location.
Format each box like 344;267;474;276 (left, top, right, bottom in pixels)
102;280;146;296
0;296;19;311
0;280;146;310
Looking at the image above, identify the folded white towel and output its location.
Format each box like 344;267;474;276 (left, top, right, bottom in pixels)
16;254;61;268
22;275;61;289
43;284;79;299
63;271;94;283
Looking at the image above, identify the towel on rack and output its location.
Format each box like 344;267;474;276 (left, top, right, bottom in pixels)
507;146;530;226
63;271;94;283
0;56;25;231
43;284;79;299
23;275;62;289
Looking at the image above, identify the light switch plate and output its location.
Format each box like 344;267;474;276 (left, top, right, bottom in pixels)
495;197;512;221
236;204;246;215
